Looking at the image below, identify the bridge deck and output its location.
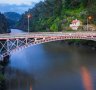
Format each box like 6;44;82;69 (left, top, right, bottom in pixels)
0;32;96;40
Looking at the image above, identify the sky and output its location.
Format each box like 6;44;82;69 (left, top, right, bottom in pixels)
0;0;44;14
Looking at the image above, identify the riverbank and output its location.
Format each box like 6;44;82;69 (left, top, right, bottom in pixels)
63;39;96;50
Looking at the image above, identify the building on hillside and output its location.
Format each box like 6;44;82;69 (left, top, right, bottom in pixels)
70;19;82;30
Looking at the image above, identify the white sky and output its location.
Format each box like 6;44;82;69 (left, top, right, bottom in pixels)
0;0;44;5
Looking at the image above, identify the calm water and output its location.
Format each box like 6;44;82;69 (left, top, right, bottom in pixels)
6;29;96;90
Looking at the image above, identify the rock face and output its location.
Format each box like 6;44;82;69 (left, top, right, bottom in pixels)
83;24;96;31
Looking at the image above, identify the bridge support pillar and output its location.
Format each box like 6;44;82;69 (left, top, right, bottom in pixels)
7;39;10;53
25;38;28;45
16;39;19;48
34;38;37;42
43;38;45;40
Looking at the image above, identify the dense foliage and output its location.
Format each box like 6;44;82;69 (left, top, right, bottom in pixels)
17;0;96;32
0;13;10;90
0;13;9;33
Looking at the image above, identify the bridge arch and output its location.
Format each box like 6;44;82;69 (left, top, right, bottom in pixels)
0;32;96;60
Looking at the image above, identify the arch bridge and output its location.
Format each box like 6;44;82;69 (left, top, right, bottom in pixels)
0;32;96;60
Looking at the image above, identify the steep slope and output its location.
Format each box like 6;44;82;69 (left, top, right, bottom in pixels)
0;13;10;33
17;0;96;32
4;12;21;28
4;12;21;21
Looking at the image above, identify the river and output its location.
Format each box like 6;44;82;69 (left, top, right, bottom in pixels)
5;29;96;90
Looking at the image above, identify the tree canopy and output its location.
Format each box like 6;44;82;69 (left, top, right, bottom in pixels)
17;0;96;32
0;13;9;33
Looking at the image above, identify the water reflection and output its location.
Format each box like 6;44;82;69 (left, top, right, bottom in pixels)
6;36;96;90
81;67;93;90
30;84;32;90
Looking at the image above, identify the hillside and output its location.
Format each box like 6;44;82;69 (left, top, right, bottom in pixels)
4;12;21;21
4;12;21;28
0;13;10;33
16;0;96;32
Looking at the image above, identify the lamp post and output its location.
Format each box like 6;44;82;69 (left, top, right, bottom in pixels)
87;16;92;31
27;14;31;33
